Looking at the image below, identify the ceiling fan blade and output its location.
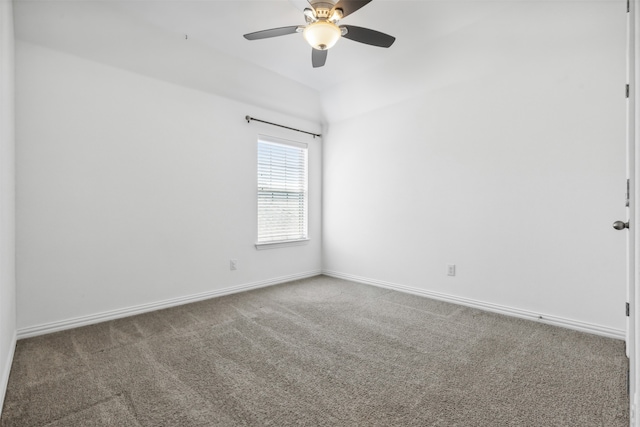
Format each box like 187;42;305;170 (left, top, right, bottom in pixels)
312;48;328;68
342;25;395;48
243;26;300;40
331;0;372;18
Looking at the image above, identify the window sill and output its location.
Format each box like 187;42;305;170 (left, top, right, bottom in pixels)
255;239;309;250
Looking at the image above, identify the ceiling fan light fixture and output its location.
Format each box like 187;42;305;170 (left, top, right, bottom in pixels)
303;21;341;50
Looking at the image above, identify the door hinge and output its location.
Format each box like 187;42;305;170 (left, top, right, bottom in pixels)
626;84;630;98
627;178;630;207
627;302;630;316
628;369;631;395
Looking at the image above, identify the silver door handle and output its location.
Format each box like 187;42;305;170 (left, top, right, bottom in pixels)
613;220;629;230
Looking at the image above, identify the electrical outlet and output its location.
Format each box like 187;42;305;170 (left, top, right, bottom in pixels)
230;259;237;271
447;264;456;277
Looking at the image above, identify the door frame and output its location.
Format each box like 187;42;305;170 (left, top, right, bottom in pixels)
632;0;639;425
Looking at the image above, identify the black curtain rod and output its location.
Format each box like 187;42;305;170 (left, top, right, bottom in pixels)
245;115;321;138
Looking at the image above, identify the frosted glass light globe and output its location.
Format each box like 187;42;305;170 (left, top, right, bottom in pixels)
303;21;341;50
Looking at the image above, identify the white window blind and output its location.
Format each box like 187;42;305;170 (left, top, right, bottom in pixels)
257;136;308;244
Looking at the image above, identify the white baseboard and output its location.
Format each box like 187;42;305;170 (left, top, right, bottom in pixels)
323;270;626;340
17;270;322;340
16;269;625;341
0;331;17;415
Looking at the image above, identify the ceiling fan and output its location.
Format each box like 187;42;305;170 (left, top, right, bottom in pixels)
243;0;396;68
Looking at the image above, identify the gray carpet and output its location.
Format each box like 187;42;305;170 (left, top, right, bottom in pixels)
0;275;629;426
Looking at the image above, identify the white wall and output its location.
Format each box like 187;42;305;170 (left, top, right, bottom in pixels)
0;0;16;408
322;1;628;335
16;41;322;333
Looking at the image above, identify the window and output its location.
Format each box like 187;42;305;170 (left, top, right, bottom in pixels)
256;135;308;247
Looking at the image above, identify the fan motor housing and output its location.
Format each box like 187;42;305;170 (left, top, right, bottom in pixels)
310;1;337;11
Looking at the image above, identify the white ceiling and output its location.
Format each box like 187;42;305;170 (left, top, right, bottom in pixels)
13;0;506;92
